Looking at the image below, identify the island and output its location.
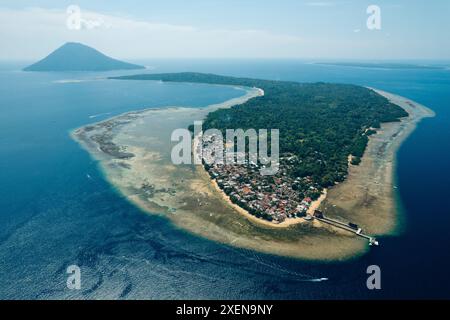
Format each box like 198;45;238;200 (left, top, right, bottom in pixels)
23;42;145;72
72;73;434;260
314;62;446;70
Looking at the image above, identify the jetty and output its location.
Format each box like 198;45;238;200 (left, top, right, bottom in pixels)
311;210;379;246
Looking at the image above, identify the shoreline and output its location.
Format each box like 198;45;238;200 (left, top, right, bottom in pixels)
320;88;434;236
371;88;435;235
71;84;433;260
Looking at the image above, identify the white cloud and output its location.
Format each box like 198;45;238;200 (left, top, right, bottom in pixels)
0;7;304;60
2;6;439;60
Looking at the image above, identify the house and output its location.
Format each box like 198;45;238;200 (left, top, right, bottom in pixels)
296;210;307;218
314;210;324;219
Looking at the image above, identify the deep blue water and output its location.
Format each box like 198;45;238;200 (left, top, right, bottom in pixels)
0;60;449;299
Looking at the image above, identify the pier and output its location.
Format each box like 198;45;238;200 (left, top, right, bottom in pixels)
312;211;379;246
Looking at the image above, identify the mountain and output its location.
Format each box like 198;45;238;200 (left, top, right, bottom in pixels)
23;42;145;72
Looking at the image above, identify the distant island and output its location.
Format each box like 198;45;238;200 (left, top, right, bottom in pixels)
314;62;446;70
23;42;145;72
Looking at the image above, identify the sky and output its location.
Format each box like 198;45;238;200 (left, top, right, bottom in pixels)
0;0;449;61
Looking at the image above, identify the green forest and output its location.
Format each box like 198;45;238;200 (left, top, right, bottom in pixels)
112;72;408;188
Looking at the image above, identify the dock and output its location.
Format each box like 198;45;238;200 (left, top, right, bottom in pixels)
311;211;379;246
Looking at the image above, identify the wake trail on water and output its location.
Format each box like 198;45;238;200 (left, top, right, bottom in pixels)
202;242;328;282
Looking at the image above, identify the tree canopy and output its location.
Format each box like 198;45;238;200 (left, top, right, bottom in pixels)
113;72;408;188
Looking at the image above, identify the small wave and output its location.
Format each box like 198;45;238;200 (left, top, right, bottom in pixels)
89;112;111;119
54;79;86;84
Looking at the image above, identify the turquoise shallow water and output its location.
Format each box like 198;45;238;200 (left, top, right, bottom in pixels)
0;60;449;299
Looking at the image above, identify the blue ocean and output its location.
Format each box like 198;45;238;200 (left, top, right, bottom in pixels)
0;60;449;299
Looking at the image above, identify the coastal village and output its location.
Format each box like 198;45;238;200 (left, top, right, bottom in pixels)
199;134;323;224
197;132;379;246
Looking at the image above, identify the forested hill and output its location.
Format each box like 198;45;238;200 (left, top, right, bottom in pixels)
111;72;408;188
